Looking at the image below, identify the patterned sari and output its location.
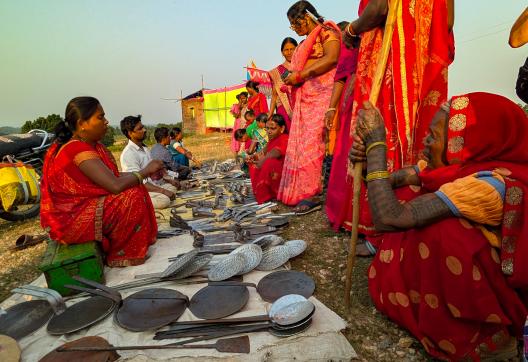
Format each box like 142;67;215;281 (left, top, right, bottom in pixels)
252;133;289;204
344;0;454;235
277;21;340;206
230;103;247;152
40;140;157;267
269;63;293;131
368;93;528;360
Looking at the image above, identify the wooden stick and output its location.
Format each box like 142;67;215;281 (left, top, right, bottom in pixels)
345;0;402;310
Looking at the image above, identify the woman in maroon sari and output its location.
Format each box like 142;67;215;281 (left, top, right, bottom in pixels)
349;93;528;360
41;97;164;267
268;37;298;132
246;81;269;115
248;115;289;204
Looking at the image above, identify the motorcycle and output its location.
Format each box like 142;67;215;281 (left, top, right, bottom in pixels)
0;130;54;221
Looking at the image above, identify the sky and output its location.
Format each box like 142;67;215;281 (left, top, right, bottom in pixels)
0;0;526;127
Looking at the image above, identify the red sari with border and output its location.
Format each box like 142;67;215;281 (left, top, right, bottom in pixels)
343;0;454;235
368;93;528;360
40;140;157;267
251;133;289;204
277;21;341;206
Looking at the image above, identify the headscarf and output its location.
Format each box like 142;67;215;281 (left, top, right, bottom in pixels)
420;92;528;288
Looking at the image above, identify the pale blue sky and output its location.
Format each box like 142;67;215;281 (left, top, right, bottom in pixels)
0;0;526;126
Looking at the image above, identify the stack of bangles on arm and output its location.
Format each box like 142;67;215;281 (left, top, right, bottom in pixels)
365;141;389;182
133;172;144;184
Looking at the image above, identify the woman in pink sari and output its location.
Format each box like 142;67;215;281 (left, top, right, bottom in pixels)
268;37;298;132
230;91;248;155
278;0;341;213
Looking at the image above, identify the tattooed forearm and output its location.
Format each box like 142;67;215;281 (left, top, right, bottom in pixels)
389;167;421;188
366;148;453;232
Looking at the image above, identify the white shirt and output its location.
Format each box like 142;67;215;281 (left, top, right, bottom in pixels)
120;140;153;184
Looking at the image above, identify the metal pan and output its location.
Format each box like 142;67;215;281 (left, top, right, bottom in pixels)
0;300;54;340
257;270;315;302
39;336;120;362
47;276;121;336
189;285;249;319
115;288;188;332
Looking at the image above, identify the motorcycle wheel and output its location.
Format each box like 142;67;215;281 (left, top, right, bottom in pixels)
0;204;40;222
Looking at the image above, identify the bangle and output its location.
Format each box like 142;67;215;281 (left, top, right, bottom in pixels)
365;141;387;156
365;170;390;182
133;171;144;184
346;23;356;37
326;108;337;113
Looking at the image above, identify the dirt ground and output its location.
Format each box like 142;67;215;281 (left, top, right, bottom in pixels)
0;133;460;361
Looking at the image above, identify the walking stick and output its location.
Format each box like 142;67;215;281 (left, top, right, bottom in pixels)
344;0;402;310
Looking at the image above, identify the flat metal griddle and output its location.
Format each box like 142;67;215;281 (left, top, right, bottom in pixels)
257;270;315;302
47;276;121;336
115;288;188;332
189;285;249;319
0;300;54;340
38;336;120;362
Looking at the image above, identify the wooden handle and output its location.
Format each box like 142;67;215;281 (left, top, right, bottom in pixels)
344;0;402;310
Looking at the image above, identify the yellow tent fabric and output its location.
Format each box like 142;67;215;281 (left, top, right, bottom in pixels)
203;84;246;129
0;163;40;211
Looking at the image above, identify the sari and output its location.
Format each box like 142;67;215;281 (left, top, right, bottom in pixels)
230;103;247;152
344;0;454;235
252;133;289;204
277;21;341;206
269;63;293;131
325;45;359;229
247;93;269;115
40;140;157;267
368;93;528;360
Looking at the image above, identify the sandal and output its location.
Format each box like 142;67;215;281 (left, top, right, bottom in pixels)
12;234;47;251
356;240;377;256
293;200;322;215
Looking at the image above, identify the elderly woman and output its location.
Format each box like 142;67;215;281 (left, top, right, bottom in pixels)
349;93;528;360
41;97;163;267
278;0;340;213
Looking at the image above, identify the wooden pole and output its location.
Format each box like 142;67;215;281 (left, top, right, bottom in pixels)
344;0;401;310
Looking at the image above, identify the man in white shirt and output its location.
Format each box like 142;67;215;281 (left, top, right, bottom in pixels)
120;115;178;209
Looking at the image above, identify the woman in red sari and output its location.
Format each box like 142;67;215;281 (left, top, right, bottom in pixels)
268;37;298;132
248;115;289;204
246;81;269;116
349;93;528;360
41;97;164;267
324;22;359;229
278;0;340;213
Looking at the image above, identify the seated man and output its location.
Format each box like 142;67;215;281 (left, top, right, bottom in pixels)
151;127;191;180
120;115;179;209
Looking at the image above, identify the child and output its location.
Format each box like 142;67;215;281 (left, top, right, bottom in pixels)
169;128;201;168
246;113;269;155
248;114;288;204
234;128;251;175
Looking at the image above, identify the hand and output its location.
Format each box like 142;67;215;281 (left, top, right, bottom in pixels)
165;178;180;188
355;101;386;145
284;71;302;86
141;160;164;177
348;133;367;164
163;189;176;201
255;158;265;169
324;109;336;130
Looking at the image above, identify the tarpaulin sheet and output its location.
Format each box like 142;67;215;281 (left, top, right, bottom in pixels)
203;84;246;129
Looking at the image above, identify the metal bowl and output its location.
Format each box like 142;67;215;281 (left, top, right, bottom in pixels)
230;244;263;275
208;253;247;281
256;245;291;271
284;239;307;258
161;249;199;278
172;254;213;279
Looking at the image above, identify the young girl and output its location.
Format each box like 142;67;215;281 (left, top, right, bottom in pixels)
247;113;269;155
230;91;248;155
169;128;201;168
249;114;289;204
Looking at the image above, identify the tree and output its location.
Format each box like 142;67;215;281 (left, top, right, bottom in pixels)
101;126;116;147
21;114;63;133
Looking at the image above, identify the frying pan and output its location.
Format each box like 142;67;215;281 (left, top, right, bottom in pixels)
257;270;315;302
189;285;249;319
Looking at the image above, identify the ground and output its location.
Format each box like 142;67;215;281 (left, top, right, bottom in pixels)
0;132;440;361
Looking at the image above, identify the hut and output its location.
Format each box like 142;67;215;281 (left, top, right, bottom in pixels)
181;90;205;134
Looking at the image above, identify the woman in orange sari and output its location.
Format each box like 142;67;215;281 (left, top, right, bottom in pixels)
246;81;269;115
41;97;164;267
350;93;528;360
268;37;298;132
278;0;340;213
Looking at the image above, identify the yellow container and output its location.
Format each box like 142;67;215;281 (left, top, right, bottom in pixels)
0;163;40;211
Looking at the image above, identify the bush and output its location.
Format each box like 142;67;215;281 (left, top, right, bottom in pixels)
21;114;63;133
